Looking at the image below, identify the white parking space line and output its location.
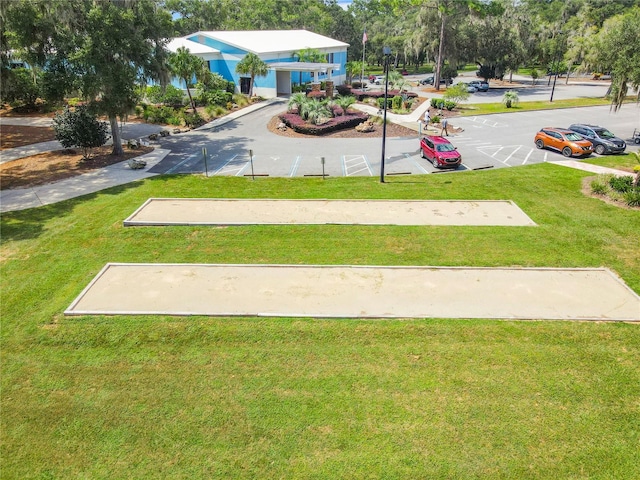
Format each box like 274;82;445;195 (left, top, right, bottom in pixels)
235;159;252;176
503;145;522;164
406;153;429;174
289;155;302;177
491;146;505;158
465;116;509;128
523;148;534;165
212;154;245;176
477;146;510;166
343;155;372;176
166;151;202;174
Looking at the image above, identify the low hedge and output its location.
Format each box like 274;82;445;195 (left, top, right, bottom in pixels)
350;89;418;101
279;111;369;135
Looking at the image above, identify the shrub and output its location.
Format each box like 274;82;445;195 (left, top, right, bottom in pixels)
590;179;608;195
205;104;227;118
502;90;519;108
623;189;640;207
609;175;634;193
232;94;250;107
348;89;417;102
307;90;326;100
299;99;331;125
52;105;108;159
198;89;232;107
444;101;456;111
443;83;469;104
182;111;205;128
431;98;444;109
1;68;40;107
392;95;402;110
332;95;356;114
144;85;185;107
591;178;608;195
288;92;308;112
377;97;392;110
142;105;181;125
336;85;352;96
431;115;441;124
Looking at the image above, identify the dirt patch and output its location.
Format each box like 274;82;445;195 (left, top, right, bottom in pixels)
1;145;153;190
0;124;57;149
581;176;639;210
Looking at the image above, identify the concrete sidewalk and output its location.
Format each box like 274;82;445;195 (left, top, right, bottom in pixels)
1;149;169;212
549;160;634;177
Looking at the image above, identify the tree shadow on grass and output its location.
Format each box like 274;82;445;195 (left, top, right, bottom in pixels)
0;181;146;242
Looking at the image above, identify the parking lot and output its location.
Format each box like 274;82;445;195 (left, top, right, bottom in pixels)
152;101;639;178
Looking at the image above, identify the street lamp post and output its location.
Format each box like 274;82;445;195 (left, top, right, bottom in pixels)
380;46;391;183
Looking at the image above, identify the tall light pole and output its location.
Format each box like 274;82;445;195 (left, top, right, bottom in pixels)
380;46;391;183
549;31;564;103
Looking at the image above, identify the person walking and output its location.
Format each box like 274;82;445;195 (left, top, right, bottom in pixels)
440;117;449;136
424;108;431;126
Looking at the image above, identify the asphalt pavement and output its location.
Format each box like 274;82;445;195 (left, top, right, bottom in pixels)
1;83;638;212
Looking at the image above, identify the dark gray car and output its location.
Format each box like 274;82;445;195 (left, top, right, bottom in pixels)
568;124;626;155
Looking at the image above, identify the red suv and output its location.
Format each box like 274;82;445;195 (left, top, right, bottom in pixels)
420;135;462;169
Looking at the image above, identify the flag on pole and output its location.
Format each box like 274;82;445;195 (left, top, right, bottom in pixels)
362;30;368;44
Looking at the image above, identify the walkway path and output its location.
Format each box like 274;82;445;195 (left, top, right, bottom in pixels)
1;149;169;212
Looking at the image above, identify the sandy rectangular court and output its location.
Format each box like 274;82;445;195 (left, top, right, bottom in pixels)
123;199;537;226
65;264;640;321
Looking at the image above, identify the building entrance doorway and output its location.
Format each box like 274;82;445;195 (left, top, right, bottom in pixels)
240;77;251;94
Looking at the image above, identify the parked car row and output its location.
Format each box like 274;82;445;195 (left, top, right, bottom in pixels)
455;80;489;93
534;124;626;158
419;76;451;86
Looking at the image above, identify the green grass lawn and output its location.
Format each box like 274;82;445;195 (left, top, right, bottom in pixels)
2;165;640;478
459;97;638;116
584;153;640;173
459;98;612;116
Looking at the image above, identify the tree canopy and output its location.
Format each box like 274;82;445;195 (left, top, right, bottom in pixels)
2;0;639;118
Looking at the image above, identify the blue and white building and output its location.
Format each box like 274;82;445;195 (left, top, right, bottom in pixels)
166;30;349;97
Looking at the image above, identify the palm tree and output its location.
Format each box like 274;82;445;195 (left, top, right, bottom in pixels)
332;95;356;115
292;48;327;86
387;70;403;89
502;90;519;108
168;46;204;112
345;61;364;84
287;92;308;112
235;52;269;97
300;99;330;125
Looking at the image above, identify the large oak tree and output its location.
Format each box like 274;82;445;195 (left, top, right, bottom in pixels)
3;0;173;155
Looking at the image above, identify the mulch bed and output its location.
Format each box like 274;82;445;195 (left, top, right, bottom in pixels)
0;145;153;190
0;125;57;149
267;115;417;139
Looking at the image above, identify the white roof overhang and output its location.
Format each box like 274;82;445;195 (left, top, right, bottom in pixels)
269;62;340;72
